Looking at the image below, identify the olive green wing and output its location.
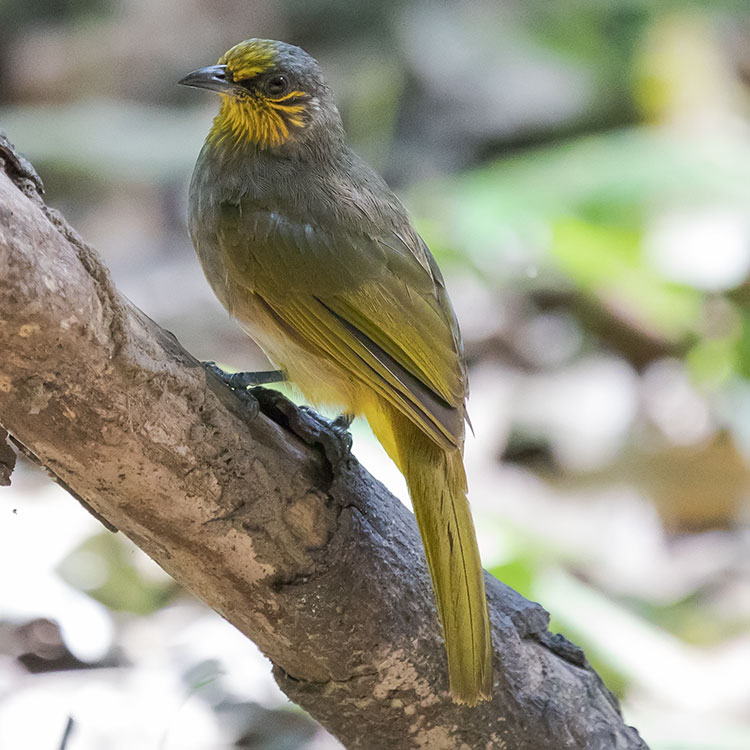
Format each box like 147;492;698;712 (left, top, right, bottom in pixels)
217;207;468;447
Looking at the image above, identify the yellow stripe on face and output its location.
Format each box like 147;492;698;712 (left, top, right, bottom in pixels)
270;89;307;103
270;102;306;115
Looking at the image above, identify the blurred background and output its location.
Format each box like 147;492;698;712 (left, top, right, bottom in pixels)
1;0;750;748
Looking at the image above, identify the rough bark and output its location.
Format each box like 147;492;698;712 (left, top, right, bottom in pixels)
0;133;648;750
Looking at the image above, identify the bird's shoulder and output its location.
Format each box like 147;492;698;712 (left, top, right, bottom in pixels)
210;149;435;292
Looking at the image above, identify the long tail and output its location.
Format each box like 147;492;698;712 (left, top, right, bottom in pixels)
367;404;493;705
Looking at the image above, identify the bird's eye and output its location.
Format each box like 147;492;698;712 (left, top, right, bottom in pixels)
264;74;290;97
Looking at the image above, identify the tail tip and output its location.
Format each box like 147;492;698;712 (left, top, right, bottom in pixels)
449;669;494;706
450;686;493;707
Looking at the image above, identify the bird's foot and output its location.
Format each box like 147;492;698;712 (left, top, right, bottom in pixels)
204;362;353;471
329;413;354;454
298;411;353;472
259;396;353;473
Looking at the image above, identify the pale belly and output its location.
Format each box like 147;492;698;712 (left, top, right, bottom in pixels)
230;289;369;418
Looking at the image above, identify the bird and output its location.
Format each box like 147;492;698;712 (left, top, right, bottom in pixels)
180;38;493;705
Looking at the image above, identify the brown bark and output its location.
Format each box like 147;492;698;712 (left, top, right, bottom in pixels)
0;133;648;750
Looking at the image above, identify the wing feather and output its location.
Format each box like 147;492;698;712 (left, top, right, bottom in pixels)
218;207;468;446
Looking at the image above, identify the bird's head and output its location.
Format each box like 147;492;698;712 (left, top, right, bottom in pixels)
180;39;341;152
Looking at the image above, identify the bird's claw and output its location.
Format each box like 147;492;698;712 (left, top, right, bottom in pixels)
329;413;354;454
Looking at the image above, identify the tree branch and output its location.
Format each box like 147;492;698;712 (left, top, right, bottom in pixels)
0;133;648;749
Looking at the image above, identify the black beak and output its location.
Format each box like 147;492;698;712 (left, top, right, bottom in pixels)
178;65;233;94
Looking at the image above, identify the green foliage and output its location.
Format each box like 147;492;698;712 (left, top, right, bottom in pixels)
57;532;177;615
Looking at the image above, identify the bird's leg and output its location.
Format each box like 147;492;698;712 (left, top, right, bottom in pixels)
231;369;287;387
203;361;286;388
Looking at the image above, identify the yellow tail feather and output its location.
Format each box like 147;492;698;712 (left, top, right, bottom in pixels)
367;403;493;705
